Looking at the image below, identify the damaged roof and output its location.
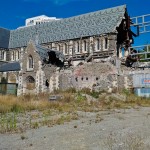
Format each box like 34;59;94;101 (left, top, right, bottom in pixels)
8;5;126;48
35;44;65;63
0;61;20;72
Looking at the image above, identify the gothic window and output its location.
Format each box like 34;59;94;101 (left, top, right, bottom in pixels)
105;38;108;49
96;39;100;50
64;43;67;54
17;51;19;59
84;40;87;52
12;51;15;61
45;79;49;87
16;51;19;60
2;51;5;60
59;45;61;51
28;55;33;69
77;42;80;53
1;51;6;60
57;44;61;51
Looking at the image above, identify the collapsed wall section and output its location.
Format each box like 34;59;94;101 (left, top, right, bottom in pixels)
50;62;133;92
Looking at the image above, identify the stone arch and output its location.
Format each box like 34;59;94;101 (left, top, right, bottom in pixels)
25;76;35;90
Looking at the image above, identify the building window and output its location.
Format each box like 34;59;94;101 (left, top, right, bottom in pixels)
1;51;6;61
83;40;87;52
2;51;5;60
57;45;61;51
16;51;19;60
45;79;49;87
97;39;100;50
12;51;15;61
59;45;61;51
64;43;67;54
77;42;80;53
75;77;78;82
28;55;33;69
105;38;108;49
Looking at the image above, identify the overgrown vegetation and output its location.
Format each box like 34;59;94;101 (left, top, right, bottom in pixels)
0;88;150;133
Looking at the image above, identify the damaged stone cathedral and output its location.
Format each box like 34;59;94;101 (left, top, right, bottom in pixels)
0;5;135;95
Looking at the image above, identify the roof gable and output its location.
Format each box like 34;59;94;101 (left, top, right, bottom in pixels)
9;5;126;48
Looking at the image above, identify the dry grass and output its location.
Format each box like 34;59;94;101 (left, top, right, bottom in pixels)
0;94;51;113
0;91;150;114
99;93;150;109
0;91;150;133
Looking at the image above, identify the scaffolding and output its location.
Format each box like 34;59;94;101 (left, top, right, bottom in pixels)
129;44;150;61
131;14;150;34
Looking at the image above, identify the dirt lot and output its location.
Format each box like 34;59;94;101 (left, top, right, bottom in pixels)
0;107;150;150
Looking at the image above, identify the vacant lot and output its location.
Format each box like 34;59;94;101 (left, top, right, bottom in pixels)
0;91;150;150
0;107;150;150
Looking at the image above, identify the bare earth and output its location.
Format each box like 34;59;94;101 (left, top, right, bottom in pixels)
0;107;150;150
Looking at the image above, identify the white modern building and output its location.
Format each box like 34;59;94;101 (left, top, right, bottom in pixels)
25;15;60;26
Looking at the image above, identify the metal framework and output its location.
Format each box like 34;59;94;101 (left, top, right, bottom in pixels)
129;44;150;61
131;14;150;34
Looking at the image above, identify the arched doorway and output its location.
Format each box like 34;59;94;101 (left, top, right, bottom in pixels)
25;76;35;90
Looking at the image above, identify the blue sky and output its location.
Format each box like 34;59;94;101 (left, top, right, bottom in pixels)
0;0;150;46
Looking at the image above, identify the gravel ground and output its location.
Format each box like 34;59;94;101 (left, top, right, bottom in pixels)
0;107;150;150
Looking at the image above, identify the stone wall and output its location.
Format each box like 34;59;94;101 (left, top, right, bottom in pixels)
48;62;132;92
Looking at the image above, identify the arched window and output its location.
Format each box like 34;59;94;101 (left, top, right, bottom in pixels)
16;51;19;60
12;51;15;61
59;45;61;51
97;39;100;50
28;55;33;69
18;51;20;59
64;43;67;54
84;40;87;52
57;45;61;51
77;42;80;53
2;51;5;60
105;38;108;49
45;79;49;87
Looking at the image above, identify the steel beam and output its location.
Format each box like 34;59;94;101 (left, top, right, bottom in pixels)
131;14;150;34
